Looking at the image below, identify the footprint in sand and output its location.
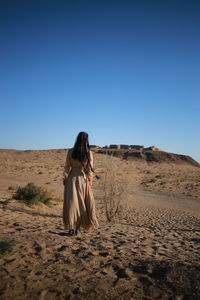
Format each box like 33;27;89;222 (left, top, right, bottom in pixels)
99;251;109;257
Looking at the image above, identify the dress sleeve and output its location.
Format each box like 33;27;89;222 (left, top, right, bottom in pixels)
63;150;71;180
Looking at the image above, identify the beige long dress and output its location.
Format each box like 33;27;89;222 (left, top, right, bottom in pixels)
63;149;98;230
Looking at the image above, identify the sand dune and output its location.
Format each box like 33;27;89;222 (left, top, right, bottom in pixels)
0;149;200;299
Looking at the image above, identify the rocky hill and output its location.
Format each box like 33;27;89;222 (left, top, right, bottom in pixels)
96;149;200;167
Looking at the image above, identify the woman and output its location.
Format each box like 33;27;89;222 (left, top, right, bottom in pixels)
63;132;98;235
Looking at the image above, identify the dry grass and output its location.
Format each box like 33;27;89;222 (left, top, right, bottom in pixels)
99;153;130;221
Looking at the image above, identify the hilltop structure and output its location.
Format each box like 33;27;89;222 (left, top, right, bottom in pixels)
94;145;199;167
92;144;163;152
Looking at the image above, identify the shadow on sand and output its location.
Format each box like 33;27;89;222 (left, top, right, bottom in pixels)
0;205;62;218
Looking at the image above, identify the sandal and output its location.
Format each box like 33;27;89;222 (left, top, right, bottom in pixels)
75;228;81;235
68;229;75;235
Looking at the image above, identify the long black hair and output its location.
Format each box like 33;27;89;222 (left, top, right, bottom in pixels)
71;131;91;164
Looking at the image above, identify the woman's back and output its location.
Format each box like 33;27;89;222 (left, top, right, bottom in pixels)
68;148;93;170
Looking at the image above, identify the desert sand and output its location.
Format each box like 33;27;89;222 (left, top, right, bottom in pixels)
0;149;200;299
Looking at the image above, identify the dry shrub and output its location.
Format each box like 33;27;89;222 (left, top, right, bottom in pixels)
0;240;15;255
13;183;52;206
100;153;129;222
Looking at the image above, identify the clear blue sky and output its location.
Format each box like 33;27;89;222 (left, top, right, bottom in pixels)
1;0;200;162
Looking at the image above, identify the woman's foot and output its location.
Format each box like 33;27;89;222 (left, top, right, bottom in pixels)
68;229;75;235
75;228;81;235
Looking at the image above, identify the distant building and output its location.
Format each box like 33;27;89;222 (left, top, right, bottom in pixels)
120;144;130;149
129;145;144;151
90;145;100;149
144;146;164;151
109;144;121;149
100;144;165;152
90;145;100;152
102;144;145;151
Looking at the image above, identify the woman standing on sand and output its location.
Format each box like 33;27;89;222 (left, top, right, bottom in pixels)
63;132;98;235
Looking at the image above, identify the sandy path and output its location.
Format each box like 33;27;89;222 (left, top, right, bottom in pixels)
128;188;200;217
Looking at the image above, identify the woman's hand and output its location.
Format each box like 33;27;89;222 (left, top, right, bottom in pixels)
87;175;91;184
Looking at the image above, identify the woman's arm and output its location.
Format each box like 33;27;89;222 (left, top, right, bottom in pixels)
63;150;71;184
88;150;94;184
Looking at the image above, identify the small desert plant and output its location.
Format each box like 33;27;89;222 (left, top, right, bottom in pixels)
144;170;151;174
0;240;14;255
155;174;162;179
100;154;129;222
160;181;166;185
13;182;52;206
148;177;156;183
8;186;16;191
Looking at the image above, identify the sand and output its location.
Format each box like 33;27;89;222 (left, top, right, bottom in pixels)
0;149;200;299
